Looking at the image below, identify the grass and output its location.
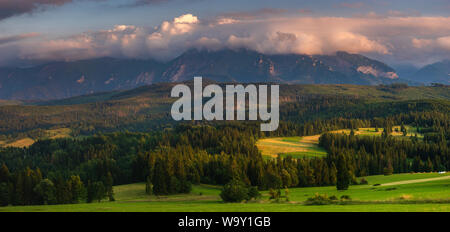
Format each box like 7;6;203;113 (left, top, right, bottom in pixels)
257;125;423;160
1;172;449;212
284;173;450;202
0;128;72;148
330;126;423;139
5;138;35;148
44;128;72;139
256;136;327;159
0;100;22;106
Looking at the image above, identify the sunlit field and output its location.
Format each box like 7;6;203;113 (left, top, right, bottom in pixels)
2;172;449;212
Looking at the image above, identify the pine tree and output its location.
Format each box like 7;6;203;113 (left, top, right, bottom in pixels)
0;164;10;183
329;162;337;185
105;172;114;201
336;154;350;190
145;176;153;195
0;182;9;206
67;175;84;203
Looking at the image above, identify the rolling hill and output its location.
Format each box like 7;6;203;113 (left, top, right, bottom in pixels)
0;82;448;145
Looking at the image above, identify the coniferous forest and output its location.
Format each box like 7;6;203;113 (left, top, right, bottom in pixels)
0;84;448;206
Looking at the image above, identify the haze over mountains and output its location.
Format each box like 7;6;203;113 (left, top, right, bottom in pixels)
407;60;450;85
0;49;445;100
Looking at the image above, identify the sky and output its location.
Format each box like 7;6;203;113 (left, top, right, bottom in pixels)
0;0;449;67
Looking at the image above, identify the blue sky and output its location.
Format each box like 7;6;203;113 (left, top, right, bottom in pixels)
0;0;449;67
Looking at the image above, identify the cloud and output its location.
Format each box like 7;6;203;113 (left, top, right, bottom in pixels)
297;9;312;14
0;0;175;20
357;66;398;79
437;36;450;50
122;0;179;7
338;2;365;9
411;36;450;51
220;8;289;20
0;33;39;45
6;13;450;66
354;10;422;19
0;0;74;20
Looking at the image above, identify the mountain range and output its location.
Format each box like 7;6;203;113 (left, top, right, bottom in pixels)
0;48;428;100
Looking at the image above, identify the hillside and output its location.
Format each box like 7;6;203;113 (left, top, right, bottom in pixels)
0;83;448;145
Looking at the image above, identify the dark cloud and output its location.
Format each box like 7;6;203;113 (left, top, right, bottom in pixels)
0;0;75;20
0;0;187;21
0;33;39;45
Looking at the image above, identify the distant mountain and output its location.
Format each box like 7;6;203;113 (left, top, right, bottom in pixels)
0;49;406;100
161;50;402;84
407;60;450;84
391;64;419;80
0;58;165;100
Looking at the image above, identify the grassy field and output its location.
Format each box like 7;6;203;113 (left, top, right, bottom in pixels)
331;126;423;138
0;128;72;148
3;138;36;148
256;136;327;159
0;100;22;106
257;125;422;160
1;172;449;212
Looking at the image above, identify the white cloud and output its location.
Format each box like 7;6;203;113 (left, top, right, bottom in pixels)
357;66;398;79
412;38;433;49
437;36;450;50
8;13;450;65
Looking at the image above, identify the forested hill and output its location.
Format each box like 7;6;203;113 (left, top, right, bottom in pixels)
0;83;448;139
37;82;450;107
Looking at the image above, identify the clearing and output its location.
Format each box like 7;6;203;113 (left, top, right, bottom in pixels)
0;128;72;148
256;136;327;159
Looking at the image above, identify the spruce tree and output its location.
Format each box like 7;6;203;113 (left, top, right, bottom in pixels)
336;154;350;190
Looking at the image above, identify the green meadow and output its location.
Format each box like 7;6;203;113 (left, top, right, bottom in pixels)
256;125;423;160
331;126;423;139
0;128;72;148
256;135;327;159
1;172;449;212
